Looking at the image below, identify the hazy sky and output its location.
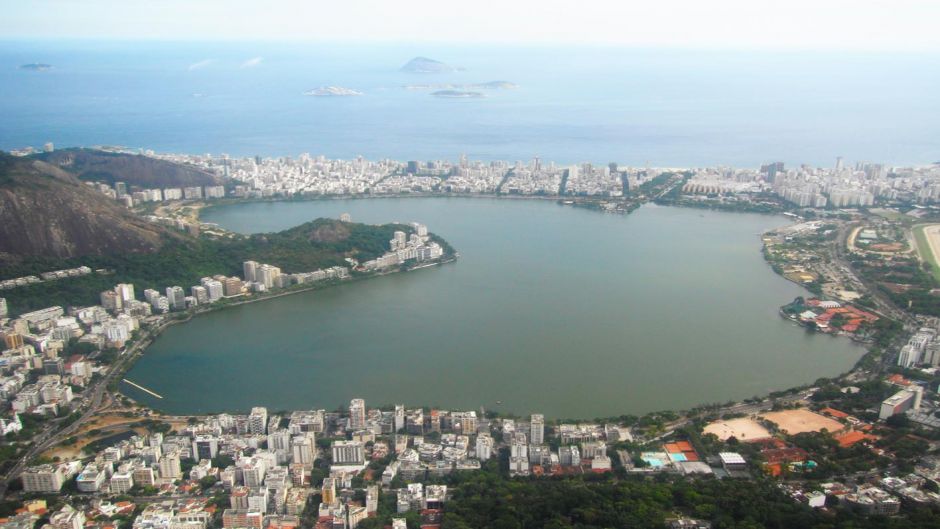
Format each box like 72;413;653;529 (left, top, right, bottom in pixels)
2;0;939;51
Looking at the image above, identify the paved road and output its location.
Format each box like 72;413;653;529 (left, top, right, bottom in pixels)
0;318;176;495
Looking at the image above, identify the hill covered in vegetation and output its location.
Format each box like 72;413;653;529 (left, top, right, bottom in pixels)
2;218;443;316
32;148;221;188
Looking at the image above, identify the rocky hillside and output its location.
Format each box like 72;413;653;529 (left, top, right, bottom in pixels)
0;153;178;262
33;148;221;188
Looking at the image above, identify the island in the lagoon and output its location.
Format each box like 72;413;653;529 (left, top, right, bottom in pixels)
303;86;363;97
19;63;52;71
405;80;518;90
431;89;484;98
400;56;460;73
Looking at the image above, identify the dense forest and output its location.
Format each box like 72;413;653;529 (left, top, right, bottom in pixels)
0;218;442;315
357;463;940;529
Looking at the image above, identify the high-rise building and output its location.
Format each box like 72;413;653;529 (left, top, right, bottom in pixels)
321;477;337;504
114;284;135;304
510;432;528;459
0;297;7;318
204;279;224;301
115;182;127;198
475;435;493;462
290;434;317;469
257;264;281;289
452;411;477;433
158;451;182;479
243;261;259;283
349;398;366;430
248;407;268;434
100;290;123;312
394;405;405;432
192;436;219;460
529;414;544;445
761;162;785;183
191;286;208;304
331;440;365;465
391;231;407;250
165;286;186;311
559;446;580;466
21;464;68;492
223;278;243;297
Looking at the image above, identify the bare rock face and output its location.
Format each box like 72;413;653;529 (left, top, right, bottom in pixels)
0;153;178;261
307;221;351;244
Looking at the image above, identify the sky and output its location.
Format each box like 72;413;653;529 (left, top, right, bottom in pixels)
2;0;940;51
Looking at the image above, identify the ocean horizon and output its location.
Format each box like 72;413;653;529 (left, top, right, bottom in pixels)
2;39;939;168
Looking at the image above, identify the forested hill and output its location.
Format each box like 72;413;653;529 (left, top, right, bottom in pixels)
32;148;221;188
1;218;426;316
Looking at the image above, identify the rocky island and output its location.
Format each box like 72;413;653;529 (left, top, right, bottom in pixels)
405;80;518;90
18;63;52;71
303;86;363;97
400;56;460;73
431;90;484;98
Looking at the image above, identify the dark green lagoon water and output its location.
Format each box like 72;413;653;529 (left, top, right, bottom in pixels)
124;199;862;418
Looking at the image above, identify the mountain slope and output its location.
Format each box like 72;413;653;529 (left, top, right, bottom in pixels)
33;148;221;188
0;153;178;262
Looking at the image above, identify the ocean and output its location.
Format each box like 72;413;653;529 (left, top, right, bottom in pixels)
1;40;939;167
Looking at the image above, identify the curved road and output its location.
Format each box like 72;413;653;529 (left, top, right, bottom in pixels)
0;317;179;495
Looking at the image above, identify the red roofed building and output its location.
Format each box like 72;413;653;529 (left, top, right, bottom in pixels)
835;430;878;448
821;407;849;419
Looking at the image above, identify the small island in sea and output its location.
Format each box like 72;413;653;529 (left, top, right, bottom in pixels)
405;80;518;90
303;86;363;97
400;56;460;73
19;63;52;71
431;90;485;98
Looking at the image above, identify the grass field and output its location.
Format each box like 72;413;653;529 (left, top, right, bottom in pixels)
914;224;940;283
869;208;908;221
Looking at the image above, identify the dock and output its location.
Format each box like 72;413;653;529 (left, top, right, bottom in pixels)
122;379;164;399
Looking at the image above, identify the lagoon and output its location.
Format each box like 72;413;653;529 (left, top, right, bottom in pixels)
124;198;862;418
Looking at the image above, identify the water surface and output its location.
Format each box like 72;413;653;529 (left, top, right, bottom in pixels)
124;199;862;417
2;41;939;165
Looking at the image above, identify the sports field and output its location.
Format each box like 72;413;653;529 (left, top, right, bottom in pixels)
703;417;772;442
760;409;844;435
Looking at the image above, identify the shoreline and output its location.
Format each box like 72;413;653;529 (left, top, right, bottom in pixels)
114;196;876;421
